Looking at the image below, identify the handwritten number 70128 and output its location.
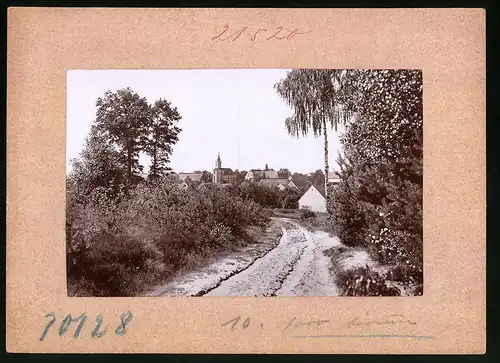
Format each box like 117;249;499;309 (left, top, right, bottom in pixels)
211;25;312;42
39;312;133;341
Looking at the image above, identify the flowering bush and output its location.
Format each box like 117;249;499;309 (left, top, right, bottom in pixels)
326;69;423;294
336;266;400;296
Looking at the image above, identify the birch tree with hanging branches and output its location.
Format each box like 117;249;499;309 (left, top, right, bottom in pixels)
274;69;354;200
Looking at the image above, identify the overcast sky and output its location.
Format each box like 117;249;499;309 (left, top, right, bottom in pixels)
67;69;344;174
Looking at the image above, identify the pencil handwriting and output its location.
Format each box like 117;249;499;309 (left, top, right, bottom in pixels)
39;311;133;341
211;25;312;43
347;314;417;328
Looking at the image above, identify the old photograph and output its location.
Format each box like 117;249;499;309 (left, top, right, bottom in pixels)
66;69;423;297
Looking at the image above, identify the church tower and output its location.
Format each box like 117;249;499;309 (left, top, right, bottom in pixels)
216;152;222;169
213;152;222;183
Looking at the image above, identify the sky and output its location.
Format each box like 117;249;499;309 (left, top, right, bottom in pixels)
66;69;344;175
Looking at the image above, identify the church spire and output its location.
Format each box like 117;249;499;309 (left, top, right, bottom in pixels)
216;152;222;169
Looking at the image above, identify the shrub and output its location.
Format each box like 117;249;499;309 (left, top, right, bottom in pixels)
67;179;271;296
299;207;316;220
327;182;367;247
336;266;400;296
67;232;166;296
325;69;423;292
281;191;299;209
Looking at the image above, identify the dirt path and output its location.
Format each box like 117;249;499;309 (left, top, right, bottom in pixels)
147;218;341;297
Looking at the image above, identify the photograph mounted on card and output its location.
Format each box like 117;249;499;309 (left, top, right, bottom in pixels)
6;7;485;354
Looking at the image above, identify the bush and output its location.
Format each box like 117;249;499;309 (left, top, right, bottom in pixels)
67;179;270;296
67;233;166;296
299;207;316;220
281;190;299;209
336;266;400;296
325;70;423;289
327;183;367;247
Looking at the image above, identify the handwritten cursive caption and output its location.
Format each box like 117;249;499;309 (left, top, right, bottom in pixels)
211;25;312;43
346;314;417;328
39;311;133;341
221;314;431;339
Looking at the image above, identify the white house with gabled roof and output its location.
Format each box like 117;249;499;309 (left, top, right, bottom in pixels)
298;184;327;213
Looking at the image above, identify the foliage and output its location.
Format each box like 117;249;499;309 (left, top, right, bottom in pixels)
327;69;423;287
233;182;299;209
275;69;355;199
336;266;400;296
309;169;325;186
200;170;213;183
144;99;182;178
280;189;299;209
94;88;182;183
326;177;367;247
68;125;127;203
299;207;316;220
95;88;151;183
67;179;270;296
274;69;352;136
278;168;291;178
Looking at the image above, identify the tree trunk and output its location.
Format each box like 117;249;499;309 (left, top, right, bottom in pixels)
323;118;329;200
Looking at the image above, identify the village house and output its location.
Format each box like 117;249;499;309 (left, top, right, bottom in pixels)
259;176;299;192
327;171;341;184
259;178;290;191
287;180;299;190
298;184;327;213
298;170;342;213
245;164;279;181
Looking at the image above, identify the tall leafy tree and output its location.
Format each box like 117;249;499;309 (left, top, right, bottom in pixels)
95;87;150;186
68;125;125;203
144;99;182;178
274;69;353;198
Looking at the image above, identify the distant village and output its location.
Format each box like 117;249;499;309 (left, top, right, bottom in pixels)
144;152;341;213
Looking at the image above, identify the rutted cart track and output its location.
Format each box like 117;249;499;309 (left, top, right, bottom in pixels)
149;218;341;297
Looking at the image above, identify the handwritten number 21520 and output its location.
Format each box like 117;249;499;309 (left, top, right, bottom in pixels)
39;312;133;341
211;25;311;42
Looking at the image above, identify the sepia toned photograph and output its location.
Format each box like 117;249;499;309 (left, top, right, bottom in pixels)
66;68;423;297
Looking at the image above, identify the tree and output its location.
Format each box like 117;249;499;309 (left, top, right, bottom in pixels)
309;169;325;186
144;99;182;179
68;125;125;203
278;168;291;178
233;170;247;183
95;88;150;187
238;170;247;182
280;188;300;209
329;69;423;285
274;70;353;199
201;170;212;183
67;125;126;255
